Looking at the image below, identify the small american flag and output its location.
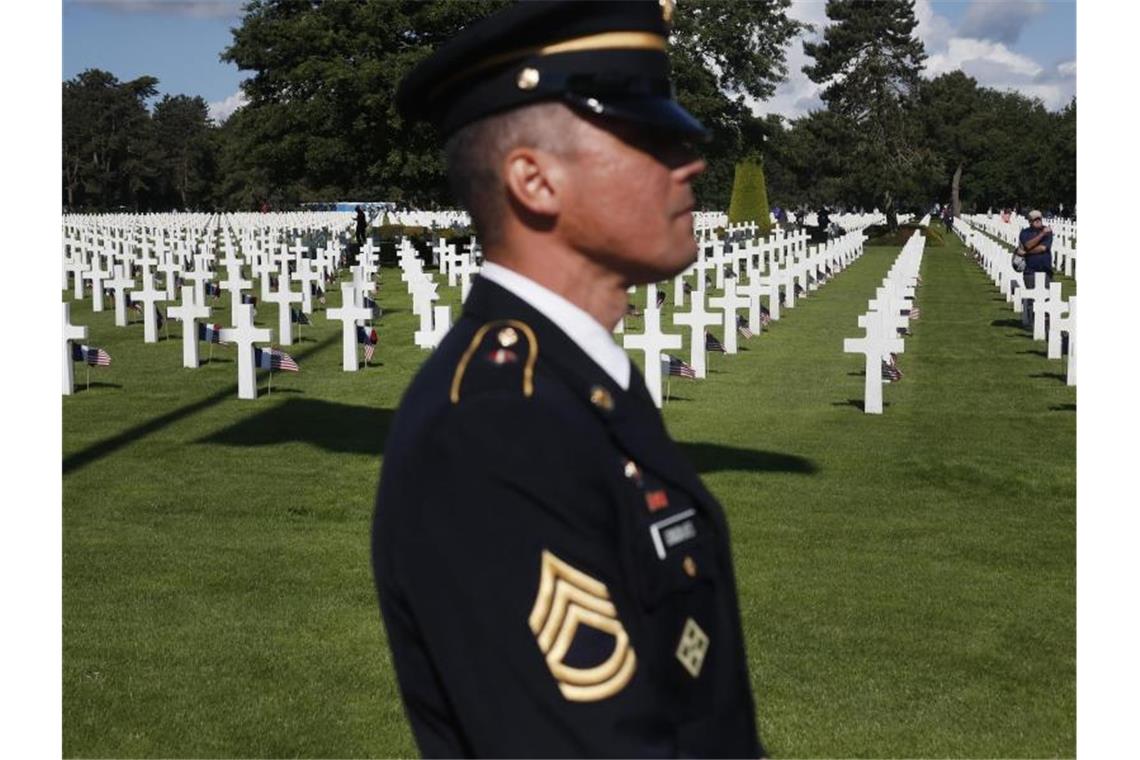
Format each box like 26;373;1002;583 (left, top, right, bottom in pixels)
198;322;228;344
908;306;921;321
736;314;754;338
656;290;666;308
664;353;696;379
363;294;382;319
760;304;771;327
71;343;111;367
291;308;311;325
357;325;379;362
205;281;222;298
704;330;726;353
311;282;326;305
241;293;258;307
129;301;164;328
254;346;299;372
881;355;902;382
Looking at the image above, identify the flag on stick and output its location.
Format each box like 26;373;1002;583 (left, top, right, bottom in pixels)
736;314;754;339
254;346;300;372
197;322;229;344
71;343;112;367
704;330;726;353
664;353;696;379
363;294;382;320
290;308;311;325
357;325;379;362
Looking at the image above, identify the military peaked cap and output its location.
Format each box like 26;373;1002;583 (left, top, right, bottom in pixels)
396;0;707;139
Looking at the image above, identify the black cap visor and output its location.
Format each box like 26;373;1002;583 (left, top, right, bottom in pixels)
563;92;710;141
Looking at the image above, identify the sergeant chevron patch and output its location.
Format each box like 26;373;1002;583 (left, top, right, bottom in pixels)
528;550;637;702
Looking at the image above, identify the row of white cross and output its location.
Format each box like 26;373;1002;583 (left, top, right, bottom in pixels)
843;230;926;414
62;212;378;399
956;219;1076;386
963;213;1077;279
624;228;873;407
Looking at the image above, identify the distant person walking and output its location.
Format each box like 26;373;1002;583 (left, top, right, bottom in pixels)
355;205;368;247
1018;209;1053;326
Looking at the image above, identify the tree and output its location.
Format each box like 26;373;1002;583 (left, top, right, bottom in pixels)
152;95;216;209
62;69;158;210
803;0;929;228
219;0;806;209
727;158;773;235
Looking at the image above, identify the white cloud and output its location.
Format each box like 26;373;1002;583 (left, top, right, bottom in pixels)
743;0;1074;121
208;90;246;123
958;0;1047;44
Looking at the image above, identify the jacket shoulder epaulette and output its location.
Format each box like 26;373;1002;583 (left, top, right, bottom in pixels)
449;318;539;404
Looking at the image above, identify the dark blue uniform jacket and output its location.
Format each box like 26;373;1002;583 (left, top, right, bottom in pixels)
373;276;763;758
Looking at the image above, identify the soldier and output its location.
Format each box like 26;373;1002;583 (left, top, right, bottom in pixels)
373;2;765;756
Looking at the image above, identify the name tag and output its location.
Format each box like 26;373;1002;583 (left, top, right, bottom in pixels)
649;509;697;560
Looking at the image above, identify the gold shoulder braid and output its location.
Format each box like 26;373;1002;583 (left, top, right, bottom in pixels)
450;319;539;403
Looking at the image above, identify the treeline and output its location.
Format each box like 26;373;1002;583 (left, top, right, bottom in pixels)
62;0;1075;218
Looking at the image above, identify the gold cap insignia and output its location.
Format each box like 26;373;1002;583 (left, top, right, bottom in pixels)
589;385;614;412
675;617;709;678
516;67;540;90
682;555;697;578
529;550;637;702
659;0;675;26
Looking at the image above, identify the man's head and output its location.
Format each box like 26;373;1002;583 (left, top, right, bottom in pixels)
400;1;708;283
1028;209;1044;226
446;102;705;281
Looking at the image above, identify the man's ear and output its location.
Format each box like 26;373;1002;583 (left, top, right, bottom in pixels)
503;147;564;218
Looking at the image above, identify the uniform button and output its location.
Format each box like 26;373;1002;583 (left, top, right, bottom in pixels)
682;556;697;577
623;460;639;479
516;67;540;90
497;326;519;347
589;385;614;412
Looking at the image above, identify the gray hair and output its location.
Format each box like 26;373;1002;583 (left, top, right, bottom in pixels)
444;102;580;247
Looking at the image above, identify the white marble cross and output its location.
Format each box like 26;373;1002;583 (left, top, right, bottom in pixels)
425;305;452;349
326;283;373;371
672;287;719;379
1022;272;1052;340
182;253;213;306
455;255;480;302
106;264;134;328
411;277;440;349
129;270;166;343
265;263;303;346
157;254;181;300
1044;283;1069;359
63;302;87;396
736;267;767;335
219;303;272;400
167;285;210;368
83;256;112;313
844;312;905;415
623;302;682;408
65;255;88;300
708;283;748;355
220;263;253;317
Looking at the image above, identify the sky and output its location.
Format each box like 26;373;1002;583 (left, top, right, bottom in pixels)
62;0;1077;124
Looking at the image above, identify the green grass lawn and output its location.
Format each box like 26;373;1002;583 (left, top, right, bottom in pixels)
63;232;1074;757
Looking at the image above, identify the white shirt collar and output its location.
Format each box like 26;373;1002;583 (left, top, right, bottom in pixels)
479;261;631;390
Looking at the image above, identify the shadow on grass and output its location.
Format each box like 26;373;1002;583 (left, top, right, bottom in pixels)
991;318;1027;328
63;332;341;475
832;398;891;411
1030;372;1068;384
678;442;817;475
1018;349;1048;358
198;397;394;455
1050;403;1076;412
73;381;122;393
